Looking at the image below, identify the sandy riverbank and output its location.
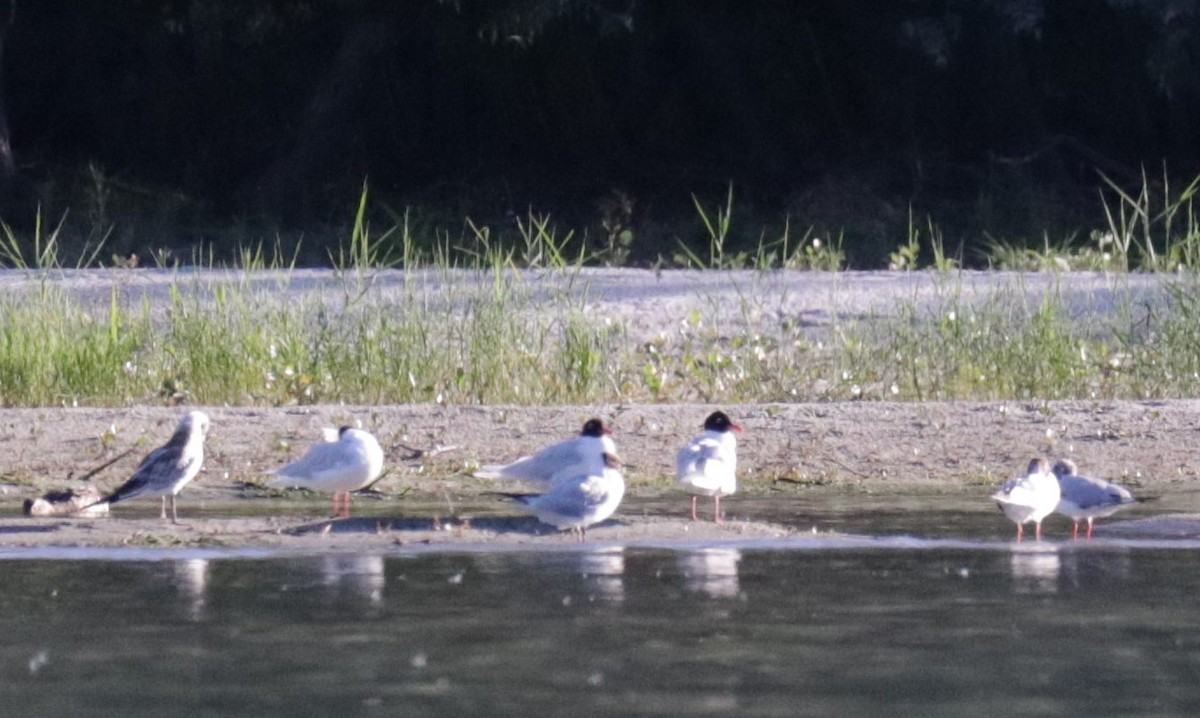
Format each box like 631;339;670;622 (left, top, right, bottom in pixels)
0;400;1197;549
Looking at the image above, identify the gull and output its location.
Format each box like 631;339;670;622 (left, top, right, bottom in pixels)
267;426;385;517
676;411;742;523
99;410;210;524
1052;458;1138;540
507;451;625;542
474;418;615;488
991;457;1061;542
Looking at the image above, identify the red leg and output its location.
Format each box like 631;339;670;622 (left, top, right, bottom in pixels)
690;496;699;522
713;495;723;524
332;492;350;518
1071;522;1079;540
1034;520;1042;541
1085;518;1094;540
1016;523;1024;542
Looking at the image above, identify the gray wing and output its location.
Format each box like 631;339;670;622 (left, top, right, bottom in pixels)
477;437;585;484
534;474;610;517
271;441;360;485
1058;474;1133;509
677;436;723;479
106;443;196;503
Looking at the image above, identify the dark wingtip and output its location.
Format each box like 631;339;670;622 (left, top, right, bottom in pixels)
485;491;539;505
338;425;354;437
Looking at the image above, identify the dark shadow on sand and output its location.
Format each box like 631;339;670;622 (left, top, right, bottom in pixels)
0;523;62;534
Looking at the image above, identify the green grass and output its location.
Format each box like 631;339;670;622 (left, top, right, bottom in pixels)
0;263;1198;407
3;176;1200;408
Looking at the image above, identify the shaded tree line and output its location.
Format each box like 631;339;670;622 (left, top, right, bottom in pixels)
2;0;1199;266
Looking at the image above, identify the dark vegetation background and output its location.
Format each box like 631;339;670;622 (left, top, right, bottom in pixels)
1;0;1197;267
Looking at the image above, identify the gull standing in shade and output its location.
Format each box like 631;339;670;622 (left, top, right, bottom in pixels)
99;410;210;524
474;418;615;488
991;457;1061;542
507;450;625;542
268;426;385;517
676;411;742;523
1053;458;1138;540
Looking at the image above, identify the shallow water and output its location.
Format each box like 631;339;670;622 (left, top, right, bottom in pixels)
3;529;1200;717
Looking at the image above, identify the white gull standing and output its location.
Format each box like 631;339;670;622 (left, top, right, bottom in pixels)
474;418;615;488
268;426;385;517
676;411;742;523
991;457;1061;542
1052;458;1138;540
99;410;210;524
507;450;625;542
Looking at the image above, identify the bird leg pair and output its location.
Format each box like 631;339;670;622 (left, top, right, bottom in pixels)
690;496;723;524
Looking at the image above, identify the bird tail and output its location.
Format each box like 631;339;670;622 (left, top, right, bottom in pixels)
76;493;117;513
472;465;508;480
265;471;309;490
485;491;538;505
98;486;134;506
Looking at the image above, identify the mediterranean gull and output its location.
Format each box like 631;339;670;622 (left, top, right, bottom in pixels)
267;426;385;517
474;418;615;488
1052;458;1138;540
676;411;742;523
506;450;625;541
991;457;1061;541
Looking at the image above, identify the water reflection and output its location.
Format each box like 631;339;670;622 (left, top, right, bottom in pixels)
1009;546;1061;594
577;548;625;602
1060;547;1133;591
318;554;386;605
172;558;209;621
7;547;1200;715
678;548;742;599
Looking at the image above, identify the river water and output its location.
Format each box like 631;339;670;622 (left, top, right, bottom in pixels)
2;524;1199;717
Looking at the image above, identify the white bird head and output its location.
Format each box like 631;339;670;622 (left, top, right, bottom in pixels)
180;411;211;441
